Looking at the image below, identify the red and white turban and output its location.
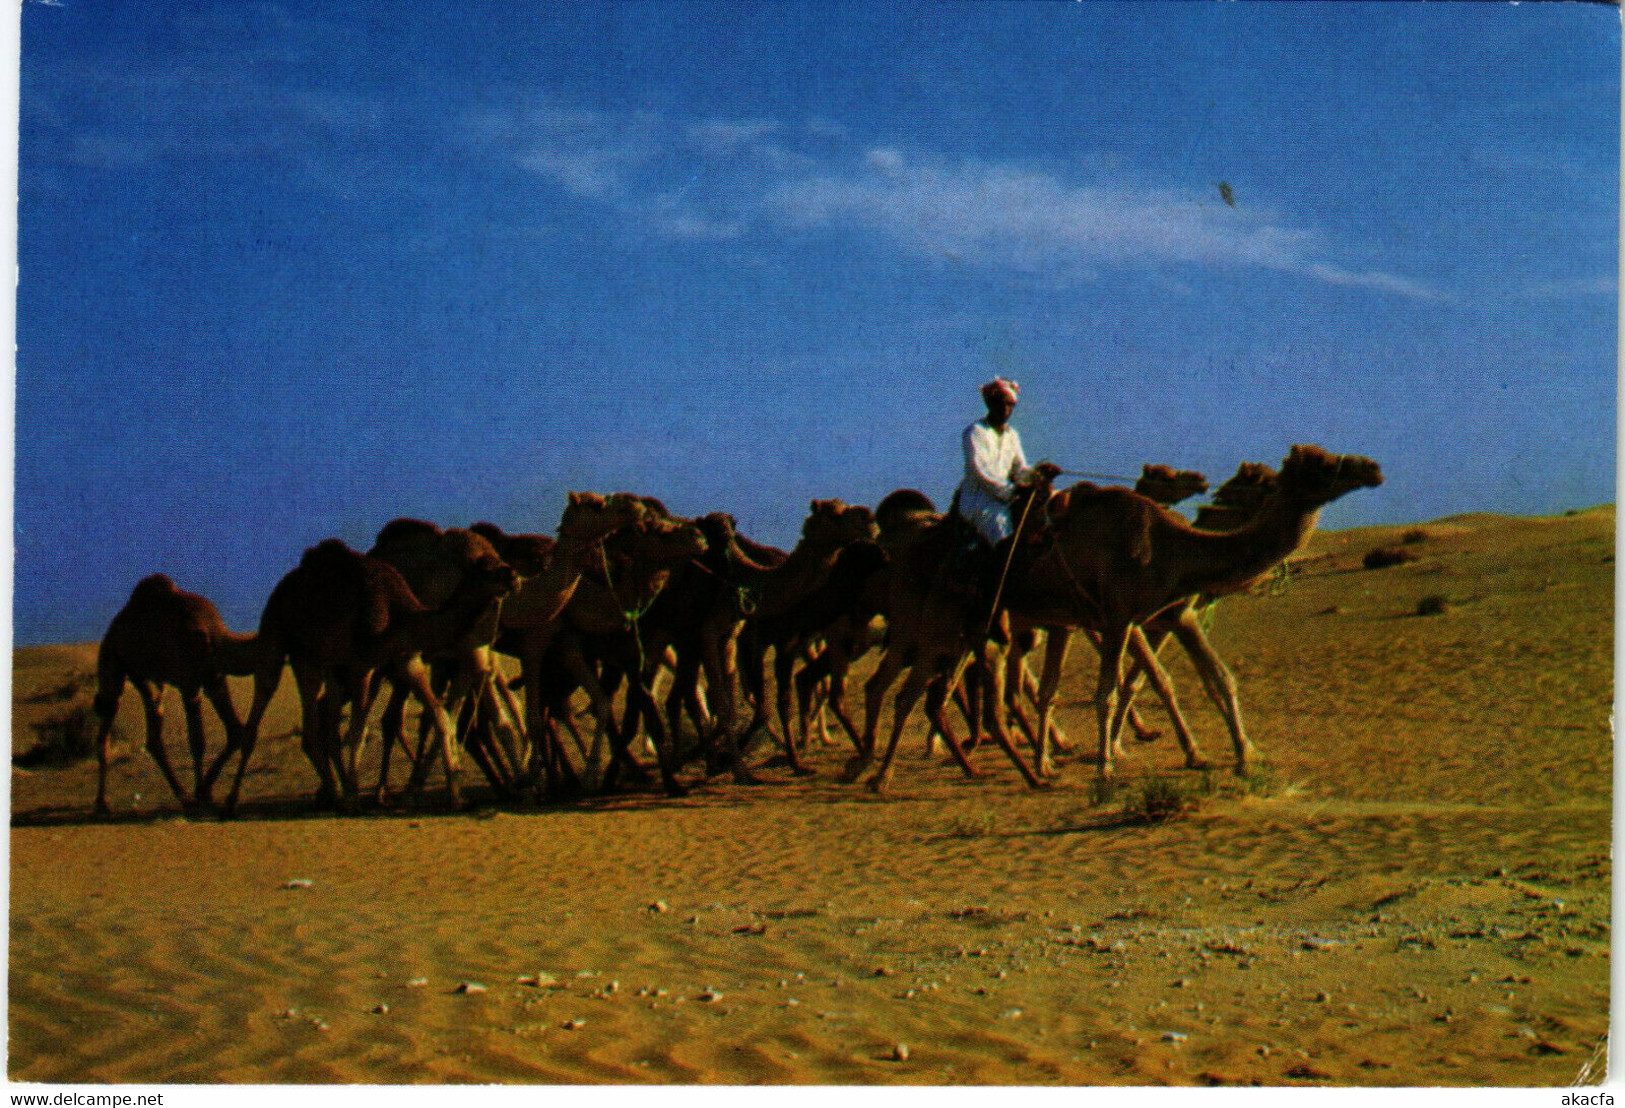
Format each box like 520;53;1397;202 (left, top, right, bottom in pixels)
981;377;1020;406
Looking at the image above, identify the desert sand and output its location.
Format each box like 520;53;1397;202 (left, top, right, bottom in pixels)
9;507;1613;1086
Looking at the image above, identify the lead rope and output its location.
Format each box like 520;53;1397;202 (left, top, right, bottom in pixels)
600;545;652;676
982;484;1044;640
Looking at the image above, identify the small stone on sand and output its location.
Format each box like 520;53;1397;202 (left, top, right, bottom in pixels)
891;1043;910;1061
455;982;487;995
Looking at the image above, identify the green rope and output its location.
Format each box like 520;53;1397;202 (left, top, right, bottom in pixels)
601;545;651;674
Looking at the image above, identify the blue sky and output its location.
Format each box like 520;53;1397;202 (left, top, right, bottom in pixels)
13;1;1619;644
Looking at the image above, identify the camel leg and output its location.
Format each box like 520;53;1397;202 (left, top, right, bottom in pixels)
291;666;342;809
630;677;687;798
795;655;830;750
1019;652;1072;755
851;644;909;777
400;658;462;806
924;672;984;780
376;681;412;803
520;642;565;799
215;656;284;818
1171;611;1255;773
492;669;531;778
968;639;1044;789
335;672;378;802
867;661;937;794
92;681;123;817
195;677;244;808
1029;627;1073;778
179;689;211;809
1094;625;1132;777
1123;626;1209;769
774;645;813;776
702;629;762;786
133;682;192;810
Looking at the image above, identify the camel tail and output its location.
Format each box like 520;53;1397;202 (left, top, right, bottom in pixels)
92;638;126;718
215;631;268;678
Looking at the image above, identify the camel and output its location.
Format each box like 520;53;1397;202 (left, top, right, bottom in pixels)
847;496;1046;794
531;509;711;795
736;538;890;774
91;574;265;815
1006;444;1383;776
610;511;779;780
365;520;526;799
790;488;940;756
231;538;518;814
702;499;880;772
998;464;1214;771
482;492;651;796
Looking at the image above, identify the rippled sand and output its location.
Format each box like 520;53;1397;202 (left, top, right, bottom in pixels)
10;509;1612;1085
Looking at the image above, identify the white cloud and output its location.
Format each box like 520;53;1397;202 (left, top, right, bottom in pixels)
485;107;1439;299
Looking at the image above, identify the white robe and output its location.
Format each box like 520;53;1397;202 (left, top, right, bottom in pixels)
956;418;1035;544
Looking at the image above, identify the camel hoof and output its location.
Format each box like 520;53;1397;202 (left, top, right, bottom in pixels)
791;764;818;778
1037;760;1058;779
839;756;870;784
1134;729;1162;744
733;769;768;786
1185;757;1212;771
865;773;890;794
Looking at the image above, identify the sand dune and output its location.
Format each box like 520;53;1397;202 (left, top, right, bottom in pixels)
10;508;1612;1085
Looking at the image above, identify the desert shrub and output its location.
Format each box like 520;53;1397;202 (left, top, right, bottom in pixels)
1363;546;1419;570
1127;776;1202;824
1416;594;1450;617
947;804;999;838
16;705;102;767
1089;774;1122;809
1238;763;1284;799
1400;528;1429;545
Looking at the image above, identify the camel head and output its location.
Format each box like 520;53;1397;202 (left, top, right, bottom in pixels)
624;513;710;568
1279;445;1384;505
1135;465;1209;507
1212;462;1279;511
695;511;738;548
560;491;651;546
803;498;880;547
469;522;555;576
455;543;520;603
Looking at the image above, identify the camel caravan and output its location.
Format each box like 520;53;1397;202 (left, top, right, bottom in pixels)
88;435;1383;819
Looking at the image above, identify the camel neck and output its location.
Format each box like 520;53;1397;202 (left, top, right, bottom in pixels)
1180;494;1324;597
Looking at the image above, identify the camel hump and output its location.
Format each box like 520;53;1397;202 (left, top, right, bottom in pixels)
1052;485;1158;568
129;573;181;603
876;488;936;528
374;517;443;548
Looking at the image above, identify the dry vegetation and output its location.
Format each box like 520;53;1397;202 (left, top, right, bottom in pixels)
9;507;1613;1085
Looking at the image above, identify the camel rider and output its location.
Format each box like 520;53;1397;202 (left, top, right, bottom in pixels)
955;377;1062;550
